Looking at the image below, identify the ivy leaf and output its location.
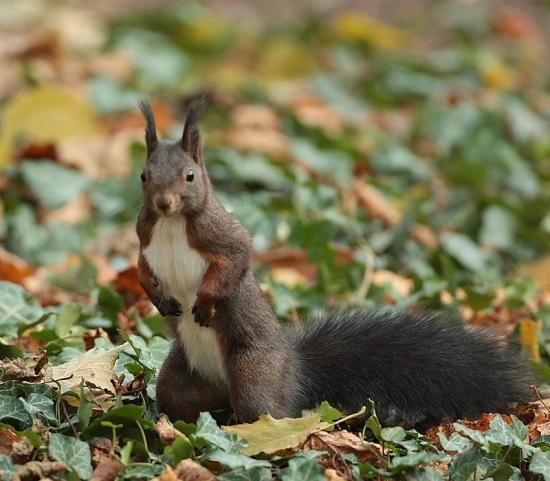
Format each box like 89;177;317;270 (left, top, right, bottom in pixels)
0;396;31;429
529;451;550;481
205;450;272;471
318;401;342;424
19;393;56;425
438;432;471;452
19;160;90;209
0;281;46;339
281;456;325;481
382;426;407;443
447;447;482;481
48;433;93;480
194;412;241;453
441;233;493;273
0;454;16;481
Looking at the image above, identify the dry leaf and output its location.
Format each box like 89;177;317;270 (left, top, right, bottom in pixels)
0;427;24;457
90;455;124;481
224;411;328;456
0;85;100;167
45;344;126;392
518;318;541;362
0;246;35;285
372;269;413;298
12;461;67;481
156;415;187;445
155;460;217;481
325;469;347;481
303;430;382;465
0;351;47;382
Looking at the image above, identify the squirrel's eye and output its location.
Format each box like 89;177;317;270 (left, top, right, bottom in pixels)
140;172;146;183
186;168;194;182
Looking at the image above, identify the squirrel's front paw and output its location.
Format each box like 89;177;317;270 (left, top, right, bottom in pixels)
157;297;183;317
192;296;215;327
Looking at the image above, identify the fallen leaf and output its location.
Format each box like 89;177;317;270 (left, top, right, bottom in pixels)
519;318;541;362
0;247;35;285
331;12;406;49
155;460;217;481
114;266;147;306
0;350;47;382
0;85;101;167
0;427;24;456
372;269;413;298
12;461;67;481
156;415;188;445
224;411;328;456
303;430;382;465
45;344;126;392
90;455;124;481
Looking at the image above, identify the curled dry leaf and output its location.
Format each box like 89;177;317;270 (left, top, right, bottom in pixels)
170;459;217;481
303;430;382;465
83;328;111;351
90;455;124;481
0;350;47;382
0;427;24;456
353;179;438;248
12;461;67;481
114;266;147;307
0;246;35;285
372;269;413;298
325;468;347;481
156;415;187;445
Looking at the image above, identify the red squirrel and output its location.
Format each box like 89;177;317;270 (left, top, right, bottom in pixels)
137;98;530;425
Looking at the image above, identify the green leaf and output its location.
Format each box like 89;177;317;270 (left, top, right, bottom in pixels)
382;426;406;443
77;381;93;431
479;205;516;249
281;456;325;481
19;160;90;209
364;400;382;441
447;447;482;481
406;467;445;481
0;281;46;339
219;466;273;481
48;433;93;480
530;451;550;481
19;393;56;424
120;463;164;480
0;395;31;429
438;432;471;452
0;454;16;481
389;452;445;471
55;303;82;338
194;412;241;453
441;233;493;273
205;449;272;470
318;401;342;424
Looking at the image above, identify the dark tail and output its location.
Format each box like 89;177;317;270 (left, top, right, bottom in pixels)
289;309;532;425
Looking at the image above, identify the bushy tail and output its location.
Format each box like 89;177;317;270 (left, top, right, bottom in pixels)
289;309;531;425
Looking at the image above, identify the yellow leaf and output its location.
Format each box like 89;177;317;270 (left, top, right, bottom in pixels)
45;344;126;393
519;318;541;362
0;85;101;167
331;12;406;49
223;411;328;456
480;60;517;90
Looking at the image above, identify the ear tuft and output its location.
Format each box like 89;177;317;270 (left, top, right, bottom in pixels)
139;99;158;153
181;95;207;162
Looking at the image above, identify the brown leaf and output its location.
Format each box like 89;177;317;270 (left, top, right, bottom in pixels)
90;455;124;481
114;266;147;307
0;351;47;382
0;246;35;285
83;328;111;351
0;427;23;456
156;415;187;445
325;468;347;481
494;7;542;40
372;270;413;298
155;460;217;481
353;179;438;248
303;430;382;465
256;247;318;286
12;461;67;481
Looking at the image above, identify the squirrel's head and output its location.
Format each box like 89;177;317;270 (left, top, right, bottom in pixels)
139;97;210;216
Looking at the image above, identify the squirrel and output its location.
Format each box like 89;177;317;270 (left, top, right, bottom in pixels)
137;98;531;426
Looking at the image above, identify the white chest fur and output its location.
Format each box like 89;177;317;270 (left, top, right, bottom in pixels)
143;216;228;385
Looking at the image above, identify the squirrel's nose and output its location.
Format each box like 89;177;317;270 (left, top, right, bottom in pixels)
156;196;173;213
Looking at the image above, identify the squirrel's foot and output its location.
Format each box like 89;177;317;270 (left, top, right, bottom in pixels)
157;297;183;317
192;295;215;327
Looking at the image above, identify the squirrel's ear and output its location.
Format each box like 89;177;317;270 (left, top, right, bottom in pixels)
139;99;158;154
181;95;207;163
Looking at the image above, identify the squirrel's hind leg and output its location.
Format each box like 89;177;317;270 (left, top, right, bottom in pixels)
157;343;230;423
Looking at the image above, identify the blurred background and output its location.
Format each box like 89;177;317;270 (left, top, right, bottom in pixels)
0;0;549;368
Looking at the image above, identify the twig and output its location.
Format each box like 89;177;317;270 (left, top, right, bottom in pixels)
531;384;550;414
353;244;375;303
